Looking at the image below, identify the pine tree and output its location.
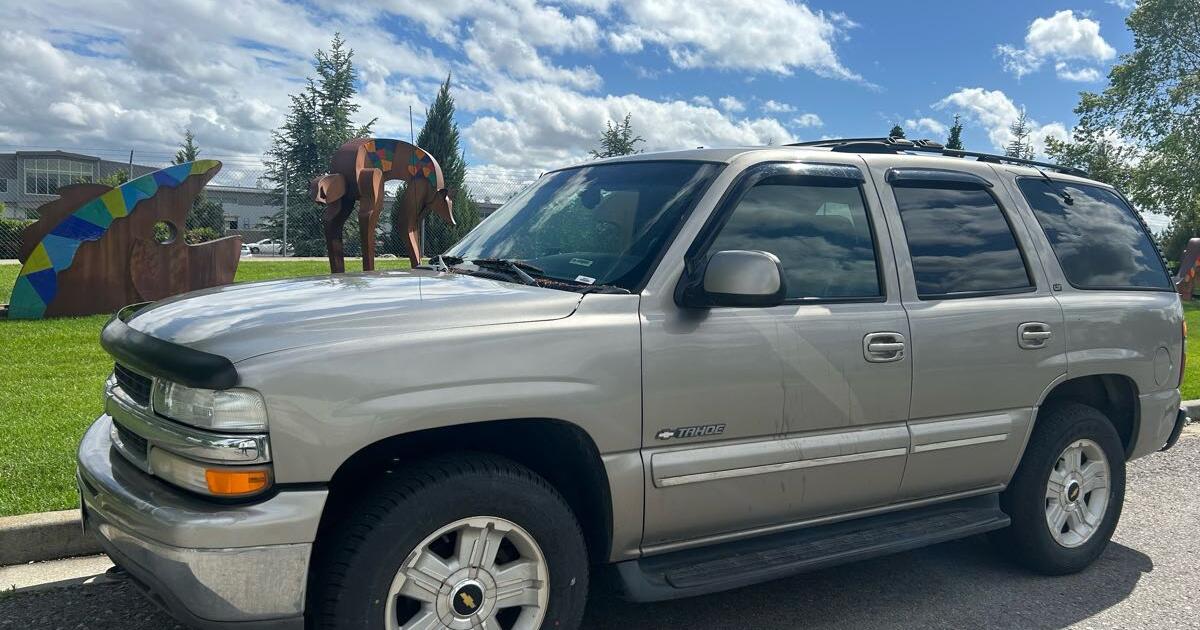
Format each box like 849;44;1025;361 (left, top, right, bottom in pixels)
889;124;906;139
590;113;645;158
263;33;375;255
171;129;224;236
391;74;480;257
1005;109;1035;160
945;114;964;150
173;129;200;164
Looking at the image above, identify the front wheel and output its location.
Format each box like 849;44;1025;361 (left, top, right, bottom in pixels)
310;454;589;629
995;403;1126;574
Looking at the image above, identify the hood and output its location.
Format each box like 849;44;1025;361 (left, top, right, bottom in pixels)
126;269;582;362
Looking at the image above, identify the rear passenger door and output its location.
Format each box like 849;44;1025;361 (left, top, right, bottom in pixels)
871;165;1067;500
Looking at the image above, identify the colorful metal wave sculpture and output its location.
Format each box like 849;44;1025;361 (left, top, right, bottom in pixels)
6;160;241;319
310;138;455;272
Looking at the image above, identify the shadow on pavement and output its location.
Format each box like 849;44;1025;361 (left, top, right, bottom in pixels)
583;536;1152;629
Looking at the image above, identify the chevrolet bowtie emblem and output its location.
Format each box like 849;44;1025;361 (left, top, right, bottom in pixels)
459;592;477;609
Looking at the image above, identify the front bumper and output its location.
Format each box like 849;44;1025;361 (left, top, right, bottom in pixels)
78;415;328;629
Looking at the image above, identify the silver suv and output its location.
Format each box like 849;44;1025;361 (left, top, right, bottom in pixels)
78;138;1189;630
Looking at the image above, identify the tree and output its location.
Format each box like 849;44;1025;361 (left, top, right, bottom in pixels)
263;33;376;255
391;74;480;257
1004;109;1035;160
590;113;645;158
174;129;200;164
171;129;224;236
888;124;905;139
96;170;128;187
945;114;965;150
1043;120;1135;190
1075;0;1200;261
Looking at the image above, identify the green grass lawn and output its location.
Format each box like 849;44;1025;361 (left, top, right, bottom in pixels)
0;263;1196;517
0;259;409;517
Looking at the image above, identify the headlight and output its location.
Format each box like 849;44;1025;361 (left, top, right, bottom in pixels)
152;380;268;432
149;447;272;498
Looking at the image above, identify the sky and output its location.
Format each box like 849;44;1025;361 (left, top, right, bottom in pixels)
0;0;1141;188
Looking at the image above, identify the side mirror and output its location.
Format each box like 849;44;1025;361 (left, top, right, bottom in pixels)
679;250;787;308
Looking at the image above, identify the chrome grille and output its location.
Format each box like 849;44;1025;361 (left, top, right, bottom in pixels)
113;364;151;407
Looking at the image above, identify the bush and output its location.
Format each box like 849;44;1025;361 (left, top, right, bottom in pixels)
0;218;34;260
185;227;220;244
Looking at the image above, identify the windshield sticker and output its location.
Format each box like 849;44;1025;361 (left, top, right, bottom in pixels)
575;275;596;285
569;258;594;267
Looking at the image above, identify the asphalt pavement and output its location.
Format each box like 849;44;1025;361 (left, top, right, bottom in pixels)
3;432;1197;629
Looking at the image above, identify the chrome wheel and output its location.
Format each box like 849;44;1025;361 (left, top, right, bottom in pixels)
384;516;549;630
1045;439;1110;548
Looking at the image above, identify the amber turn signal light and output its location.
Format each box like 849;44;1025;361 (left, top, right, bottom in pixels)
205;468;271;496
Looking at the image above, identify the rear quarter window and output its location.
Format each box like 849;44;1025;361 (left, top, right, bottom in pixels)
1017;179;1172;290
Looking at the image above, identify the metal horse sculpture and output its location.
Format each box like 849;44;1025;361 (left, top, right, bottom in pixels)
310;138;455;272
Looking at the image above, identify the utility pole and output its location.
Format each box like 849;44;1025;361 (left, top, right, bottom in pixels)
282;164;289;257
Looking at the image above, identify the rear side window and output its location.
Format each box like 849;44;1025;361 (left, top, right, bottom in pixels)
1017;179;1172;290
709;177;882;300
893;186;1033;299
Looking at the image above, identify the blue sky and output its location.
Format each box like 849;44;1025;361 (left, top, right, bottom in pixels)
0;0;1138;185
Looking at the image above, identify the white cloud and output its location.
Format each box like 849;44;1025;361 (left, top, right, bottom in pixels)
791;113;823;128
718;96;746;113
461;80;793;170
611;0;862;80
762;100;795;113
1054;62;1102;82
0;0;833;181
998;10;1115;79
904;117;947;138
935;87;1066;156
1108;0;1136;9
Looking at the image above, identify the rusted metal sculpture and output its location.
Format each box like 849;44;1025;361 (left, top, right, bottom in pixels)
1175;237;1200;299
6;160;241;319
310;138;455;272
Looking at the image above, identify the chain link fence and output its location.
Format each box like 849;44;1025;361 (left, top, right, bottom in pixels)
0;146;534;262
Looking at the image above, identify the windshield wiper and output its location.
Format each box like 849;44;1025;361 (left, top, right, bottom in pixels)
421;254;463;272
468;258;542;285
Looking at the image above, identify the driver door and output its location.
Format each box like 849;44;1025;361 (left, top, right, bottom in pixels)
640;161;911;547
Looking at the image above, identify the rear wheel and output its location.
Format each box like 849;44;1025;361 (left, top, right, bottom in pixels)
995;403;1126;574
310;454;589;629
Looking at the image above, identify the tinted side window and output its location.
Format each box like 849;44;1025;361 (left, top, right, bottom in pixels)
893;186;1032;298
709;178;881;299
1017;179;1172;290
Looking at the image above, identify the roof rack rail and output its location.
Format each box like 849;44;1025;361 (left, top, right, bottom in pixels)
785;137;1089;178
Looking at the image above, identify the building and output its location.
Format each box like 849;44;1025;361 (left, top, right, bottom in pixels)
1;149;504;229
0;150;281;231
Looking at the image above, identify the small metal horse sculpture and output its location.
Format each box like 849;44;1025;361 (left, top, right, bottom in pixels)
310;138;455;272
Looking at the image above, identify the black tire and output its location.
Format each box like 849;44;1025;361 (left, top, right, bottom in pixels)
310;453;589;629
994;403;1126;575
250;247;260;254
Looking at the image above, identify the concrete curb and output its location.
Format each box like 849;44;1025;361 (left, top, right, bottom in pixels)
0;510;101;566
1;400;1197;567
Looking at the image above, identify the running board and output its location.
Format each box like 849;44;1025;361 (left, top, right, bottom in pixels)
616;495;1009;602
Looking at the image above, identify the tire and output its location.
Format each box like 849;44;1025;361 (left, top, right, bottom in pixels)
994;403;1126;575
310;453;590;629
250;247;260;254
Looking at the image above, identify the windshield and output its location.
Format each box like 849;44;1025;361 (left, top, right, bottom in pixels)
448;161;720;291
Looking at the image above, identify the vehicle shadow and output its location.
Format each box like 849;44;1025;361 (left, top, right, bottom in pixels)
584;535;1152;629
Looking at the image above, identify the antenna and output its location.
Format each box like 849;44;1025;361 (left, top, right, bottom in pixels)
409;106;414;145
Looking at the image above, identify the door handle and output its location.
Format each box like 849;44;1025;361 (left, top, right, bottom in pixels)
864;332;905;363
1018;322;1052;349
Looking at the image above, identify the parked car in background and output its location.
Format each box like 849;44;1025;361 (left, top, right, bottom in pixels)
239;243;253;257
79;137;1188;630
249;238;292;256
